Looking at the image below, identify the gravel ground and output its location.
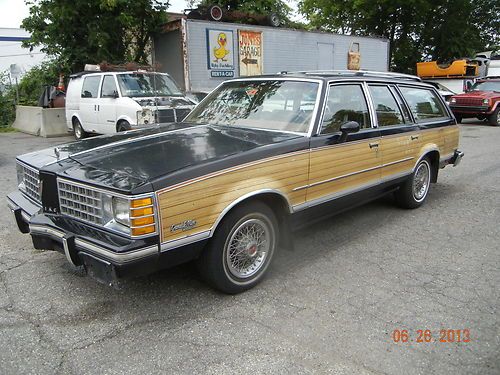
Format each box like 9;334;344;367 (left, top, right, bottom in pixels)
0;122;498;375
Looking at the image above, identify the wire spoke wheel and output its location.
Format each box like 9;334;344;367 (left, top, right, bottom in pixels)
225;218;272;279
413;160;430;201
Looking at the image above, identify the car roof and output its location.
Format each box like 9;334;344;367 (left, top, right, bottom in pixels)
235;70;426;85
70;70;170;79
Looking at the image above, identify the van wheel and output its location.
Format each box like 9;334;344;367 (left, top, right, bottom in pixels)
488;108;500;126
197;202;278;294
395;157;432;209
73;119;87;140
117;120;131;132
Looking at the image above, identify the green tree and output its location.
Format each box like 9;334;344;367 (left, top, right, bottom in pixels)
299;0;500;73
22;0;169;73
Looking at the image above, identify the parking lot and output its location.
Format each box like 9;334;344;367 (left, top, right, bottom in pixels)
0;122;498;374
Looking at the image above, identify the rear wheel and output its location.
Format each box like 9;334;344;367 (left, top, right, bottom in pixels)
197;202;278;294
73;118;87;140
117;120;131;132
395;157;432;209
488;108;500;126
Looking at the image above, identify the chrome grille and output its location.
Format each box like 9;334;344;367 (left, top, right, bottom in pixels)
58;180;103;225
455;97;483;106
19;163;41;204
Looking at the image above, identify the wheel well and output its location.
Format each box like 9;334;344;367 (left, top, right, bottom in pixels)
424;150;440;183
72;116;79;126
213;192;293;249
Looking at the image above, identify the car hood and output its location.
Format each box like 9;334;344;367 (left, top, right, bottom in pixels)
17;123;302;193
452;91;499;99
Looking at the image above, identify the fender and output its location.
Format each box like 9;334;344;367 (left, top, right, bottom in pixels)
414;144;439;171
209;189;293;237
68;113;83;131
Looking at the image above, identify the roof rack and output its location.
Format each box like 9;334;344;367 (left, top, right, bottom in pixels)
278;70;422;82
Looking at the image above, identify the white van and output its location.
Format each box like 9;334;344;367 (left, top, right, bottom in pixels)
65;70;196;139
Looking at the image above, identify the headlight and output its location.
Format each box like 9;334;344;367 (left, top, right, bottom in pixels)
450;98;457;104
482;99;489;105
113;197;130;226
102;194;156;237
16;163;25;189
136;109;155;125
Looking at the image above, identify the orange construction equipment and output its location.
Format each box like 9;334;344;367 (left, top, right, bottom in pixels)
417;60;478;78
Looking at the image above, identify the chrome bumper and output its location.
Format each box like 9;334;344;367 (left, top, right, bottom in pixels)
451;150;464;167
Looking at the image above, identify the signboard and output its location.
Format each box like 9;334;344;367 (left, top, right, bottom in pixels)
206;29;234;77
238;30;263;76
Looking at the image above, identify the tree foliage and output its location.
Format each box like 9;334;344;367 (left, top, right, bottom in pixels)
299;0;500;73
22;0;169;73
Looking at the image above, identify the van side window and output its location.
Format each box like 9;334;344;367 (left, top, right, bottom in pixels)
399;87;448;123
368;85;405;126
320;84;371;134
81;76;101;98
101;75;118;98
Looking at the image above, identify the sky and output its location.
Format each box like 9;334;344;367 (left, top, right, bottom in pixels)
0;0;300;29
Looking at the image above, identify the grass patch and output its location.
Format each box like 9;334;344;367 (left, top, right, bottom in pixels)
0;126;16;133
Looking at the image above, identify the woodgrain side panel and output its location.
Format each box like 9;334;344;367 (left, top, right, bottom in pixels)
306;139;381;202
157;152;309;242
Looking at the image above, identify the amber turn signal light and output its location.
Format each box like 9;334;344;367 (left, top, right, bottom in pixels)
131;197;153;208
131;206;154;217
131;225;156;236
131;216;155;226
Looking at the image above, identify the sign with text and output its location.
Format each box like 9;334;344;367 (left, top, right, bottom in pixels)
206;29;234;73
238;30;263;76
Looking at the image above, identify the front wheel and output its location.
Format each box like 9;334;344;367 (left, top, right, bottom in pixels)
395;157;432;209
488;108;500;126
73;118;87;140
197;202;279;294
117;120;131;132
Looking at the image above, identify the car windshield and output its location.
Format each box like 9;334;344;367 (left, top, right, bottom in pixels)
470;80;500;92
117;73;183;97
183;80;319;133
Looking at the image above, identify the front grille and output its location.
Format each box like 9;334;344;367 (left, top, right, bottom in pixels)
156;108;192;123
455;97;483;106
19;163;41;204
58;180;103;225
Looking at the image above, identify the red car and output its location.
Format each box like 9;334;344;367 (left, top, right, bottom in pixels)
449;77;500;126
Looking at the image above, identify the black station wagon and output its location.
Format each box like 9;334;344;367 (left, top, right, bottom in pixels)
8;71;464;293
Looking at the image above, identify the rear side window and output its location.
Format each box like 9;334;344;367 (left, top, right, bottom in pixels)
368;85;405;126
320;84;371;134
399;87;448;123
81;76;101;98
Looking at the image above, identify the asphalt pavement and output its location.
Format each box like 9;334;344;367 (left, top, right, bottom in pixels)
0;122;498;374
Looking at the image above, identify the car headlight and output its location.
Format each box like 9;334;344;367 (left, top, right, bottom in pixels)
16;163;25;190
450;98;457;104
136;109;155;125
113;197;130;226
101;194;156;237
482;99;489;105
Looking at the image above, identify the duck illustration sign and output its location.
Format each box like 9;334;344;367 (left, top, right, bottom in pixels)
238;30;263;76
206;29;234;77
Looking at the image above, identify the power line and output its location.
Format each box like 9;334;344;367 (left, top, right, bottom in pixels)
0;52;45;58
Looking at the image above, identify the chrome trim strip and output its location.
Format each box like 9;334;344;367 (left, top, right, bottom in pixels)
21;211;31;222
62;237;77;267
382;156;414;167
74;239;158;264
160;230;211;252
7;199;17;211
29;224;66;238
293;170;413;212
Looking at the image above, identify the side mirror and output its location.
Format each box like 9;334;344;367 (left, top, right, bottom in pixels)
339;121;360;142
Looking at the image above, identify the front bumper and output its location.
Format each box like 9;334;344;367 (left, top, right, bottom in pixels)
450;105;491;114
440;149;464;168
7;191;206;285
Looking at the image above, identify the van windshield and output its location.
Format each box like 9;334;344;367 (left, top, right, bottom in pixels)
117;73;183;97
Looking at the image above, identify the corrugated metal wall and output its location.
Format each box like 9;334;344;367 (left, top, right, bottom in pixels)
156;20;389;92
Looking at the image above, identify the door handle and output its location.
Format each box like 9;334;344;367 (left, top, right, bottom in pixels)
369;142;379;149
411;135;419;140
